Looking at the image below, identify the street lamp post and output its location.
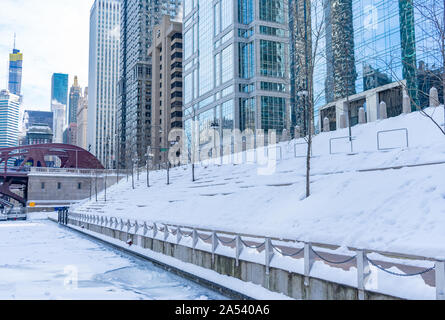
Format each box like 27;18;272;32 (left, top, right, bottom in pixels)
145;146;152;188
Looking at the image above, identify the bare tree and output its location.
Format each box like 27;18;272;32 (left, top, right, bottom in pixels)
292;0;326;197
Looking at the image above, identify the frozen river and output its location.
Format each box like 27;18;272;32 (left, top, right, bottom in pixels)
0;216;227;300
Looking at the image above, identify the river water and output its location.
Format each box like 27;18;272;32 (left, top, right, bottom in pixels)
0;216;227;300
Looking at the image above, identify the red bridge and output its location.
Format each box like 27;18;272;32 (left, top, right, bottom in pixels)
0;144;104;206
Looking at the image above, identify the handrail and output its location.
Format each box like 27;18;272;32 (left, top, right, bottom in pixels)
377;128;409;151
68;211;444;300
69;211;439;262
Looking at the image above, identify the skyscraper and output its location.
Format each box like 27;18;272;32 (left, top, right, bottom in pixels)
8;47;23;98
118;0;182;169
148;15;183;165
88;0;120;168
77;87;88;150
295;0;445;131
68;76;82;124
183;0;291;149
0;90;21;148
51;73;68;144
51;73;69;107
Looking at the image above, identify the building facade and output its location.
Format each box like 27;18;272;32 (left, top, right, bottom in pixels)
117;0;182;169
51;73;69;107
77;87;88;150
88;0;120;168
8;48;23;98
51;102;66;143
293;0;444;131
148;15;183;165
26;124;53;145
22;110;54;131
0;90;21;148
182;0;291;153
68;76;82;124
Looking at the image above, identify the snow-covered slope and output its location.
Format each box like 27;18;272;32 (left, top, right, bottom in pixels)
74;107;445;259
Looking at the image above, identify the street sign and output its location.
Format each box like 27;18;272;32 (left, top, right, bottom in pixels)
160;148;169;152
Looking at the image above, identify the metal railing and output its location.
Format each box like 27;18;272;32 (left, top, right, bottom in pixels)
377;128;409;151
329;136;356;154
67;212;445;300
29;167;119;175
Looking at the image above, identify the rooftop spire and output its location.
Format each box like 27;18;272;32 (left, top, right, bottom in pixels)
74;76;79;87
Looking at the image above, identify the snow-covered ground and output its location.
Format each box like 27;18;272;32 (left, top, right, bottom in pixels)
0;213;227;300
74;107;445;260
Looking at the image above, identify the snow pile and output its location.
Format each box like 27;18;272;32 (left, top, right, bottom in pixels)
73;107;445;259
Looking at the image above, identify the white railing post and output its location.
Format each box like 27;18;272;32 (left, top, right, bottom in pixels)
436;261;445;300
177;227;182;244
134;220;139;234
153;223;158;238
127;219;131;233
212;231;218;262
304;243;314;286
143;222;148;236
357;250;370;300
265;238;274;275
100;216;104;226
192;229;198;250
236;235;243;267
120;219;124;231
104;217;108;227
114;218;118;229
164;224;169;241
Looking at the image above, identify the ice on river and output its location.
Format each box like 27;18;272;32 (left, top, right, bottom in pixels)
0;216;226;300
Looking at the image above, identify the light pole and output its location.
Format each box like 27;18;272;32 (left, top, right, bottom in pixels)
105;135;110;202
145;146;152;188
131;153;138;190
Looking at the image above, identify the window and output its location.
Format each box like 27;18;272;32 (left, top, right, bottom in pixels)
78;182;82;190
41;182;45;189
57;182;62;190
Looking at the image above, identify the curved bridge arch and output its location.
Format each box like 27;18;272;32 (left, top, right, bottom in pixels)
0;144;104;206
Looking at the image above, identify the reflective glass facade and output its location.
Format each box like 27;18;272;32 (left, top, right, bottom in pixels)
183;0;290;150
8;49;23;97
292;0;444;130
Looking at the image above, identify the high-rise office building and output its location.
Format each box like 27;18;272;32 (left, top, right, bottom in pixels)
118;0;182;168
8;47;23;98
0;90;21;148
52;102;66;143
51;73;69;107
293;0;444;131
148;15;183;165
183;0;291;150
77;87;88;150
68;76;82;124
51;73;68;140
88;0;120;168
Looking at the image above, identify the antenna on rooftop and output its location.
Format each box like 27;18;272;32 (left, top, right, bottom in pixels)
13;33;16;50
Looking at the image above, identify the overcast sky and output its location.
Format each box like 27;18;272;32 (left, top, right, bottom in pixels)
0;0;93;111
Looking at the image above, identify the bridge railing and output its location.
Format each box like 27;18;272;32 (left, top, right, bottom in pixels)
29;167;120;176
68;212;445;300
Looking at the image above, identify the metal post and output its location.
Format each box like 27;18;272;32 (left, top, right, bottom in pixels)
211;231;218;262
163;224;169;241
134;220;139;234
304;243;314;286
177;227;182;244
235;235;243;267
143;222;148;236
265;238;274;275
153;223;158;238
357;250;370;300
192;229;198;250
436;261;445;300
167;161;170;185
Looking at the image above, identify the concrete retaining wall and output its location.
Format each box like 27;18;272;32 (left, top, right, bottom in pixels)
67;218;398;300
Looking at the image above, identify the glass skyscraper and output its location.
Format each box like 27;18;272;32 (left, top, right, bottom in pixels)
291;0;444;131
88;0;120;168
118;0;182;168
183;0;291;151
51;73;69;106
0;90;21;148
8;48;23;97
